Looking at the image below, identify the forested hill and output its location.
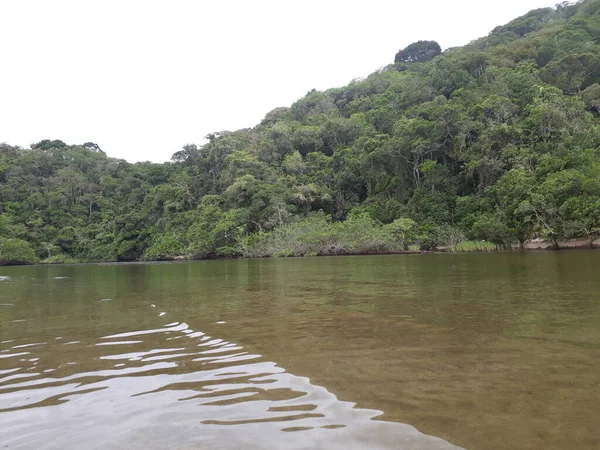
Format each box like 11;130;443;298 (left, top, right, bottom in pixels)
2;0;600;264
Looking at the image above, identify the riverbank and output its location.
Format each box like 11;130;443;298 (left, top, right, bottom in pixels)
518;238;600;250
4;238;589;267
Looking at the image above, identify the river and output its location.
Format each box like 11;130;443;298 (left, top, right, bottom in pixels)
0;252;599;449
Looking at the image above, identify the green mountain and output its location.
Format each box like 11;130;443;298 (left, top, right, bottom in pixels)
2;0;600;264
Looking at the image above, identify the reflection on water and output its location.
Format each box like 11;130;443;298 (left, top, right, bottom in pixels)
0;294;458;449
1;252;600;449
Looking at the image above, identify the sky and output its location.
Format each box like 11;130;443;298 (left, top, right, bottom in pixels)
1;0;557;163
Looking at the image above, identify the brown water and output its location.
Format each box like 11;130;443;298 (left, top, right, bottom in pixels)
0;252;599;450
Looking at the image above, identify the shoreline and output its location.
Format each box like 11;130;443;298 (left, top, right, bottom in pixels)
1;239;599;267
515;237;600;251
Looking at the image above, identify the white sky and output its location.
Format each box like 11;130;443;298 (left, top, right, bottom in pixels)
1;0;556;163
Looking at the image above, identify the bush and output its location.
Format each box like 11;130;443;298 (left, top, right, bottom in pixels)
471;215;514;247
417;225;465;251
143;233;184;261
384;218;419;249
0;238;38;265
238;211;405;258
215;246;240;258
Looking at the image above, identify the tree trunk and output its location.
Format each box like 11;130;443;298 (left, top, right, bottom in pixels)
589;235;596;249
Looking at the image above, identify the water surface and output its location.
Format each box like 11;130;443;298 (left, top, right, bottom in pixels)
0;252;599;449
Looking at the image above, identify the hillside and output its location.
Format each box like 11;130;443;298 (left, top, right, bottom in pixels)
1;0;600;264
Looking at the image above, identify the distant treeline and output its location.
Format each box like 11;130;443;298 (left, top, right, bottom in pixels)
1;0;600;264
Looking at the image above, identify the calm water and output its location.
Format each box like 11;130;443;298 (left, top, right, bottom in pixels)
0;253;599;450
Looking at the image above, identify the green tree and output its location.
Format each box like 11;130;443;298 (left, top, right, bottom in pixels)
395;41;442;64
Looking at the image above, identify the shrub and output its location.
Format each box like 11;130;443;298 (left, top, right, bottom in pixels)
42;254;79;264
384;218;419;249
238;211;404;258
418;225;465;251
471;215;514;247
143;234;183;261
0;238;38;265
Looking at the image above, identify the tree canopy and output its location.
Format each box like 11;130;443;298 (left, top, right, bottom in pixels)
2;0;600;264
395;41;442;64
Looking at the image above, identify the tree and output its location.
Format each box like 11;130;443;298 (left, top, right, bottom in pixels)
143;233;184;260
539;53;600;94
291;184;331;213
282;151;306;175
384;218;418;249
581;83;600;113
394;41;441;64
30;139;67;151
82;142;104;153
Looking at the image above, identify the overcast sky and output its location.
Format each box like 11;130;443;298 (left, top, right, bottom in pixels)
1;0;556;163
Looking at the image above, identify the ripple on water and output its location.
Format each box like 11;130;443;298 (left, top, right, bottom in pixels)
0;309;461;450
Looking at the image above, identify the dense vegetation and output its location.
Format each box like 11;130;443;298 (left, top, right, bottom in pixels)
2;0;600;264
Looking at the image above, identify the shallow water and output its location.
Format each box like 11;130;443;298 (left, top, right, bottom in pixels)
0;252;599;449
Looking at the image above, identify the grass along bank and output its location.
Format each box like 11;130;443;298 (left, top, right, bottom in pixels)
452;241;498;253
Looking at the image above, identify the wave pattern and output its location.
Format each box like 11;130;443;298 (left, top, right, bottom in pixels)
0;304;460;450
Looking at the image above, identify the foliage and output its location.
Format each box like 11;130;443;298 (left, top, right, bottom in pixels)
42;254;79;264
238;212;404;258
395;41;442;64
143;233;184;261
453;241;498;252
0;238;37;265
3;1;600;263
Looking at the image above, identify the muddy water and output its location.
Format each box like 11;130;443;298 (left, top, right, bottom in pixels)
0;252;599;449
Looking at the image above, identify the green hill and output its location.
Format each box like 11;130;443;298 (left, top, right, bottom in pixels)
2;0;600;263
